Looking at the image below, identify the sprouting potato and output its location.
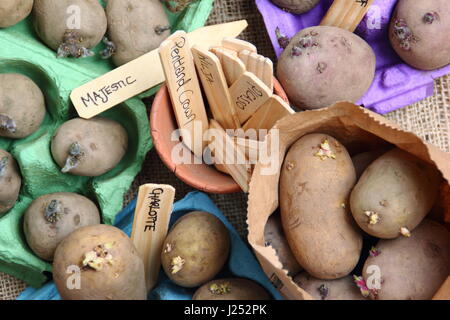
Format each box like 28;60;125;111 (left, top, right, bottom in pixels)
23;192;100;261
362;220;450;300
53;224;147;300
350;148;441;239
389;0;450;70
0;0;33;28
193;278;271;300
280;133;362;279
33;0;107;58
0;149;21;216
161;211;230;288
294;272;366;300
105;0;171;66
0;73;46;139
264;214;302;276
51;117;128;177
277;26;376;110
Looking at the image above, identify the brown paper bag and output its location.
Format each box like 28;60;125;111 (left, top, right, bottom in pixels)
247;102;450;300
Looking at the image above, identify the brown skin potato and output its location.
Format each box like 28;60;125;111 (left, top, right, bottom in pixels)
350;148;441;239
264;214;302;276
270;0;320;14
0;149;21;216
280;133;362;279
51;117;128;177
0;0;33;28
294;272;365;300
389;0;450;70
161;211;230;288
33;0;107;56
193;278;271;300
277;26;376;110
362;219;450;300
23;192;100;261
53;224;146;300
106;0;170;66
352;149;386;180
0;73;46;139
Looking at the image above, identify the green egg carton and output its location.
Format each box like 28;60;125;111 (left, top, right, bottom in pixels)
0;0;214;287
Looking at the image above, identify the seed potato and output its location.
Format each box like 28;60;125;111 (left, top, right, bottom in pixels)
362;219;450;300
280;133;362;279
53;224;147;300
264;214;302;276
193;278;271;300
161;211;230;288
106;0;171;66
277;26;376;110
23;192;100;261
389;0;450;70
33;0;107;56
350;148;441;239
0;73;46;139
352;150;386;180
0;149;21;216
0;0;33;28
51;117;128;177
294;272;365;300
270;0;320;14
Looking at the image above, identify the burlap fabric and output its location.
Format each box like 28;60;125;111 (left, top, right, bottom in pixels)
1;0;449;300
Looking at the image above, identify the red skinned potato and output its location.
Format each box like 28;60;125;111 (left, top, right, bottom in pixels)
280;133;362;279
0;149;21;216
277;26;375;110
53;224;147;300
294;272;365;300
0;0;33;28
362;220;450;300
350;148;441;239
23;192;100;261
270;0;320;14
389;0;450;70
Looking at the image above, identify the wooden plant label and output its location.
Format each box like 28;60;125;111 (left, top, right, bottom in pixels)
131;184;176;291
159;31;208;157
229;72;272;124
320;0;375;32
70;20;249;119
192;46;241;129
238;50;273;91
234;137;261;163
208;119;250;192
210;47;246;86
222;37;257;53
243;95;295;132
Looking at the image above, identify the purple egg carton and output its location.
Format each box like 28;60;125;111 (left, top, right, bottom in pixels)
256;0;450;114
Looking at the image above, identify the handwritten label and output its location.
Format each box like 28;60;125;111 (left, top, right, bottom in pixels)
320;0;375;32
143;187;164;232
70;20;249;119
192;46;241;129
79;76;137;108
159;31;208;157
131;184;175;291
229;72;272;124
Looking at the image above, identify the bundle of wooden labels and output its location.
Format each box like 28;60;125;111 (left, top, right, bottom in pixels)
159;31;295;192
